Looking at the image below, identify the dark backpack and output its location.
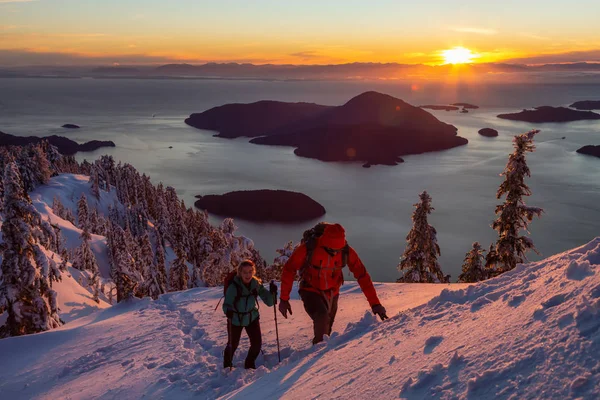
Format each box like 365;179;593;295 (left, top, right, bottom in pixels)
223;270;237;297
300;222;350;285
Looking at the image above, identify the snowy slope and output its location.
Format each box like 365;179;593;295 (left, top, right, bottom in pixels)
30;173;121;278
1;239;599;399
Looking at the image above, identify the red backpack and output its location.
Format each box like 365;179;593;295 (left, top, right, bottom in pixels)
300;223;349;291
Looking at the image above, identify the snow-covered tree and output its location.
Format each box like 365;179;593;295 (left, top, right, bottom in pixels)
89;270;100;304
397;191;448;283
72;225;98;273
90;167;101;200
458;242;487;283
269;241;296;281
169;245;189;292
52;196;65;218
77;193;89;230
487;130;544;275
64;208;75;225
0;162;62;337
146;231;168;300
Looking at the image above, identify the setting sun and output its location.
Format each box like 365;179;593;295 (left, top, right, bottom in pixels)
441;47;478;64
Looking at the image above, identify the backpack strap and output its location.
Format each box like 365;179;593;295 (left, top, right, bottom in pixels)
231;279;260;315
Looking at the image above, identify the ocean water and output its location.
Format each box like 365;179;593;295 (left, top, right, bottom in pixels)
1;77;600;282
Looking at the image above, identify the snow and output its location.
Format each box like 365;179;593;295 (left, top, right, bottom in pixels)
29;174;119;279
1;237;600;399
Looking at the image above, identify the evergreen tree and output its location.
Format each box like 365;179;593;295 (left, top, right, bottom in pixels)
270;241;296;281
487;130;544;275
72;225;98;273
397;191;448;283
458;242;487;283
146;231;168;299
169;245;189;292
89;270;100;304
52;196;65;218
0;162;62;337
64;208;76;225
77;193;89;230
90;167;101;200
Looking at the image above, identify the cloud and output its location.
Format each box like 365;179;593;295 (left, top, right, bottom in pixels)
289;51;321;61
452;27;497;35
504;49;600;64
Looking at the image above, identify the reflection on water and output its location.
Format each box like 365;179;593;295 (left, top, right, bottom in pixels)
1;78;599;281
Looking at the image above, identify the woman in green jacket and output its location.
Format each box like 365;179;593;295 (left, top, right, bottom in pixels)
223;259;275;369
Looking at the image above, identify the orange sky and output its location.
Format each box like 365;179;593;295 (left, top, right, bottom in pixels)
1;0;600;66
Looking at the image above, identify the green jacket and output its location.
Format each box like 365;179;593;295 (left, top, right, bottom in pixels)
223;276;275;326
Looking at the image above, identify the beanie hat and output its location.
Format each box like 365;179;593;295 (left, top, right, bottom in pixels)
319;223;346;249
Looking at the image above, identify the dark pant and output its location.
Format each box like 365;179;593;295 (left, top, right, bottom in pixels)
224;317;262;369
300;290;339;344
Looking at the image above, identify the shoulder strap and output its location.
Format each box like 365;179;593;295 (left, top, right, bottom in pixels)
341;243;349;267
231;280;243;311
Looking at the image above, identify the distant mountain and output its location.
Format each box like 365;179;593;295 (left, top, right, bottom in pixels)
184;101;332;138
0;131;115;155
497;106;600;123
246;91;467;166
90;66;141;75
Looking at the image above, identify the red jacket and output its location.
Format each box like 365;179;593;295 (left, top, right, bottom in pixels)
280;241;381;307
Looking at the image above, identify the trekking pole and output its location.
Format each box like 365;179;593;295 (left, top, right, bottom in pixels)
270;280;281;363
227;317;233;372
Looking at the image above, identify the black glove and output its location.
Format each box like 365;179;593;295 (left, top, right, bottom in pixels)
371;304;388;321
279;299;292;319
269;281;278;295
226;309;234;319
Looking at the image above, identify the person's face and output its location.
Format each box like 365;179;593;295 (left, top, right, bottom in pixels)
240;265;254;284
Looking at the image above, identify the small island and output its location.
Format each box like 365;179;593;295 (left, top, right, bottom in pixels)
62;124;80;129
451;103;479;109
569;101;600;110
0;131;115;155
497;106;600;123
576;145;600;158
194;189;326;222
478;128;499;137
419;105;459;111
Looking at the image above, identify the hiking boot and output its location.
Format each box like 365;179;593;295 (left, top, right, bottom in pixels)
244;360;256;369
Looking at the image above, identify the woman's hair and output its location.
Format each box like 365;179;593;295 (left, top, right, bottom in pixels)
237;260;259;282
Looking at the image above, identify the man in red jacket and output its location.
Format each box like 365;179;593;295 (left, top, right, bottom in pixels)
278;223;388;344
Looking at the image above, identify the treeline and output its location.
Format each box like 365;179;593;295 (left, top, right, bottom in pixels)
0;141;274;337
396;130;543;283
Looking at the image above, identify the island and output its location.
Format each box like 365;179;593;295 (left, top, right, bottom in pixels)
194;189;326;222
478;128;498;137
576;145;600;158
0;131;115;155
569;101;600;110
62;124;80;129
184;101;332;138
497;106;600;123
451;103;479;109
419;105;459;111
188;91;468;166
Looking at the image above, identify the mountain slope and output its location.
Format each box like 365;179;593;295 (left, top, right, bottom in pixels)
1;238;599;399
